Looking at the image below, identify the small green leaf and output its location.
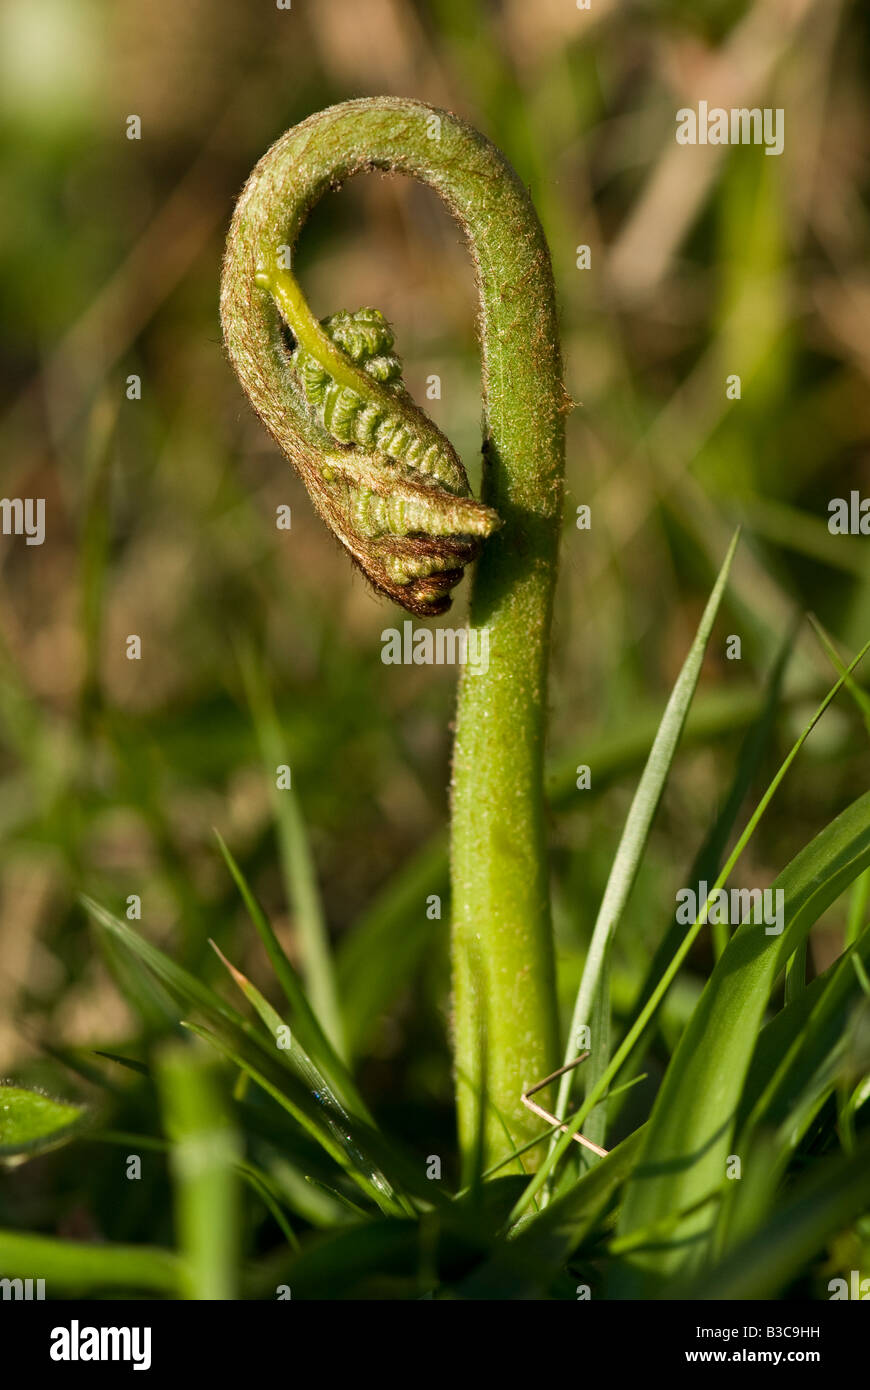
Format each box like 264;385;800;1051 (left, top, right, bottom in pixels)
0;1085;87;1160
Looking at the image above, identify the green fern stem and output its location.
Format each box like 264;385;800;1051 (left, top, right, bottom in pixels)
221;97;565;1169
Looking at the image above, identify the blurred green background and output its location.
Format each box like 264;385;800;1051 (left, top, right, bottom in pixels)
1;0;868;1272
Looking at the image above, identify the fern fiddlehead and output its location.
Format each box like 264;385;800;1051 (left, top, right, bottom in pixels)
242;244;499;615
221;98;566;1168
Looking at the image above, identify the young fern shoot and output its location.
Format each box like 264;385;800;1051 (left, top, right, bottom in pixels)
251;256;500;614
221;98;567;1168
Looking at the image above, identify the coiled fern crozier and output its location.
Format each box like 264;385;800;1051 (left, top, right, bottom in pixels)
221;97;567;1168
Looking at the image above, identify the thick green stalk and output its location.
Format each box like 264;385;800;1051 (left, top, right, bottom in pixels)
155;1044;240;1300
221;98;565;1169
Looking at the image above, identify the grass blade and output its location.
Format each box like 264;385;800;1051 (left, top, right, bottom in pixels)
237;646;345;1059
668;1133;870;1300
512;631;870;1228
555;530;739;1133
335;833;448;1059
460;1127;646;1299
83;896;252;1034
612;787;870;1292
208;938;377;1131
182;1021;405;1218
0;1229;180;1296
606;624;795;1133
214;831;367;1116
155;1042;240;1300
808;614;870;730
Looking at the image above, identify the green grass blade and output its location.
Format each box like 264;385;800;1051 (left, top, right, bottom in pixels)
262;1153;359;1228
84;898;410;1212
847;867;870;947
738;941;861;1126
335;832;448;1059
806;620;870;953
781;622;867;1006
89;1128;300;1250
713;926;870;1255
668;1133;870;1300
607;626;795;1133
740;925;870;1147
236;1159;299;1250
784;937;807;1003
678;622;794;961
83;895;251;1033
612;788;870;1292
808;614;870;729
208;938;376;1129
155;1042;240;1300
555;531;739;1131
332;682;805;1066
0;1229;180;1296
214;830;366;1115
741;494;869;579
468;1129;646;1298
335;685;784;1065
245;1219;421;1301
512;632;870;1227
578;945;611;1158
237;646;345;1058
545;680;812;809
181;1021;405;1218
77;394;118;726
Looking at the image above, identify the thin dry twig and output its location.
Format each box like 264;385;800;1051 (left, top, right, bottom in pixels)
521;1053;609;1158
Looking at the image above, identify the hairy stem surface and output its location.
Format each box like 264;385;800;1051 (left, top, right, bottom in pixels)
221;97;565;1169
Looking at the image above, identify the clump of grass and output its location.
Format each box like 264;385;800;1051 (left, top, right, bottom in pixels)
2;554;867;1299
